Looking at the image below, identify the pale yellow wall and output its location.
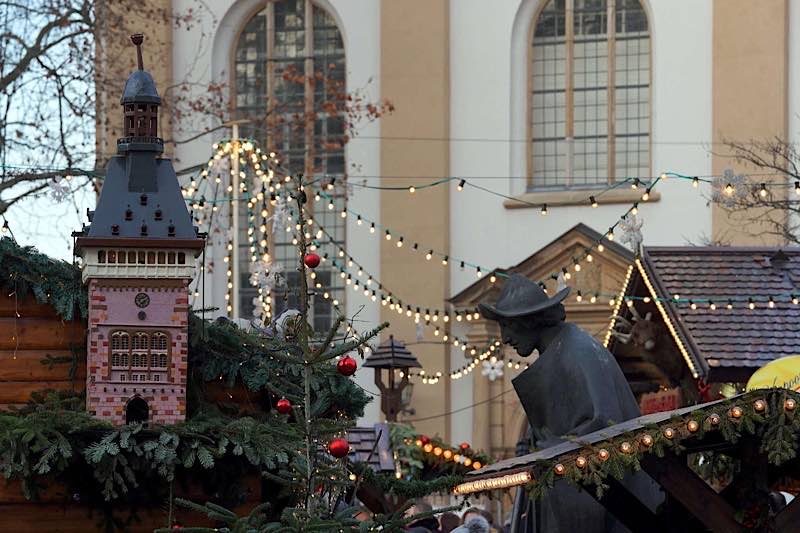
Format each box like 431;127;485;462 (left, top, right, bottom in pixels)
380;0;451;441
711;0;788;245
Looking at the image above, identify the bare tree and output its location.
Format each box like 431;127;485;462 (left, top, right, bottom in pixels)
715;138;800;245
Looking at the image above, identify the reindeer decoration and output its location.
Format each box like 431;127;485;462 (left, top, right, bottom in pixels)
611;304;699;401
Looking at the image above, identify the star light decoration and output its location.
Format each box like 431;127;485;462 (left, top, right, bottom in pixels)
481;358;504;381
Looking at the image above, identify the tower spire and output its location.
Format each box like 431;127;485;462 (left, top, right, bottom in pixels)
131;33;144;70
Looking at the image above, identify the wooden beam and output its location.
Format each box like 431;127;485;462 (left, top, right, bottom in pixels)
595;477;665;533
642;455;745;533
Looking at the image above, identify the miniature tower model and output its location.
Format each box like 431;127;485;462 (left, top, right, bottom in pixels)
74;34;203;425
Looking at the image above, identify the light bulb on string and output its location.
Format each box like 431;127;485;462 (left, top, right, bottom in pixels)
409;186;416;194
540;204;548;216
642;188;651;201
442;256;449;266
759;183;768;198
396;237;404;248
385;230;391;241
370;223;376;234
631;178;640;190
748;298;756;310
724;183;734;196
631;202;639;215
692;177;699;188
590;196;598;208
357;215;362;225
457;179;465;191
796;181;800;195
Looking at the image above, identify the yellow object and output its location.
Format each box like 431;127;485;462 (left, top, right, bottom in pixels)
746;356;800;392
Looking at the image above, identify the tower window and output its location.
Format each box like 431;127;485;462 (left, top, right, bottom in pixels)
108;330;171;383
98;250;106;263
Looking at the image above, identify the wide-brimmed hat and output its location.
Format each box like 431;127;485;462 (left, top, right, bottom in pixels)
478;273;569;320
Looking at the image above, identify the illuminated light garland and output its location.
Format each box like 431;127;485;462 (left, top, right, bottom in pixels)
453;471;532;495
603;264;634;348
635;258;700;379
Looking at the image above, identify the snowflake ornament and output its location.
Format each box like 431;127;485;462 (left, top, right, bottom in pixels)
481;360;504;381
619;213;644;254
268;195;290;232
49;178;70;202
711;168;749;208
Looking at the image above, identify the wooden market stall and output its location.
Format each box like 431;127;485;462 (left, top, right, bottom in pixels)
457;389;800;533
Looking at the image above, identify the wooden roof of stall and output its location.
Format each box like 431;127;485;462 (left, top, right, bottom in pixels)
609;247;800;383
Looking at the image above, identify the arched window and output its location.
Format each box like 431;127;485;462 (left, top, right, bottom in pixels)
530;0;649;188
234;0;346;330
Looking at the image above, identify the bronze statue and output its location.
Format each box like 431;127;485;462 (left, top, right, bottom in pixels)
479;274;659;533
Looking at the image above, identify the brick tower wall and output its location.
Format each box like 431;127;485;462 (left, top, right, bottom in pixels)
86;279;189;425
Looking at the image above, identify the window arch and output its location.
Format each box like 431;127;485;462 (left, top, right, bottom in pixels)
529;0;650;188
233;0;345;330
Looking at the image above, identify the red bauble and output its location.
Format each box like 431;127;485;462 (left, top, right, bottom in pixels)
420;435;431;445
337;355;357;376
304;253;321;268
328;437;350;458
460;442;470;451
276;398;292;415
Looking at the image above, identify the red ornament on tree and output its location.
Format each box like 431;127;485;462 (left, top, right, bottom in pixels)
460;442;470;450
304;253;321;268
420;435;431;445
328;437;350;458
276;398;292;415
337;355;357;376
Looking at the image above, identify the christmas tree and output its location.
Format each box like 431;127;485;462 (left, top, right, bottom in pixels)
166;175;456;531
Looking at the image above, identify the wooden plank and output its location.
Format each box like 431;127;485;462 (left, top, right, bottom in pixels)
0;381;79;404
642;455;745;533
0;295;63;319
0;351;85;381
0;318;85;350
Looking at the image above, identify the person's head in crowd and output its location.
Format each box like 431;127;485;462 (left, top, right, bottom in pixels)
439;511;460;532
452;515;490;533
406;500;440;531
462;507;493;526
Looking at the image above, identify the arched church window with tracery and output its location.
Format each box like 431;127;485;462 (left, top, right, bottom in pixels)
529;0;650;189
234;0;346;332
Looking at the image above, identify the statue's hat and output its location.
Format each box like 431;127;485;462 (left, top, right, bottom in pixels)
478;273;569;320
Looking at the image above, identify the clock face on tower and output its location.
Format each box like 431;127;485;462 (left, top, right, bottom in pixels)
134;292;150;309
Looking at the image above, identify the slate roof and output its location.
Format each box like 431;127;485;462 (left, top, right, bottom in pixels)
75;62;201;250
346;423;395;471
639;247;800;380
121;70;160;104
364;336;422;369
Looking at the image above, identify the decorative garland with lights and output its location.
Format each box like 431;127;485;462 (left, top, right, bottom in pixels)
454;389;800;509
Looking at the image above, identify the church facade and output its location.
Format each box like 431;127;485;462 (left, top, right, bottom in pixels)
94;0;800;444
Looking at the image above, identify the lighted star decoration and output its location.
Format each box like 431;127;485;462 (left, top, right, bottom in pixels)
481;359;504;381
618;213;644;254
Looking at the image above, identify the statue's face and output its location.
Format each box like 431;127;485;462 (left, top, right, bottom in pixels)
498;316;539;357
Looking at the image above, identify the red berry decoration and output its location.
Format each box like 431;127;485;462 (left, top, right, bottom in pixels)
304;253;321;268
328;437;350;458
460;442;470;450
276;398;292;414
337;355;357;376
420;435;431;445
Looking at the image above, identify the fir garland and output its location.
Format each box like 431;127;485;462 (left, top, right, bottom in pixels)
517;389;800;501
0;237;87;320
